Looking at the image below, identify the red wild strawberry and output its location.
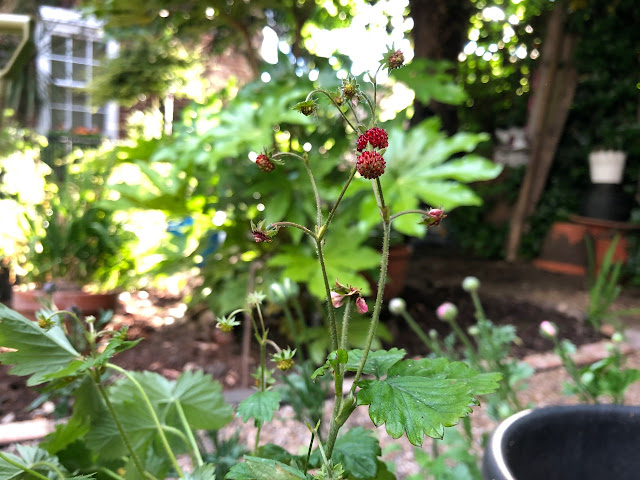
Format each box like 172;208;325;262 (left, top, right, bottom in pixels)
356;134;369;152
356;151;386;179
256;153;275;172
366;127;388;149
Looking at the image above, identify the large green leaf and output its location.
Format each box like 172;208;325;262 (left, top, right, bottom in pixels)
0;303;80;385
331;427;381;479
0;445;70;479
356;358;500;446
108;370;233;431
226;456;307;480
345;348;406;379
236;390;281;424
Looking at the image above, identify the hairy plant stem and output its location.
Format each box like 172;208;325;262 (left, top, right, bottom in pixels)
305;89;358;132
0;452;51;480
174;400;204;467
324;167;357;231
270;221;315;239
30;462;66;480
106;363;184;478
325;298;355;459
449;317;480;366
400;310;442;355
316;238;339;351
99;467;127;480
91;372;147;479
272;151;323;226
326;182;392;459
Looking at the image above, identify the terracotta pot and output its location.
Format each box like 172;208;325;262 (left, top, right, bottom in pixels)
10;288;118;320
532;222;588;276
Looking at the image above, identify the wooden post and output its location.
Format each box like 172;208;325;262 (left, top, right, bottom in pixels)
506;6;578;261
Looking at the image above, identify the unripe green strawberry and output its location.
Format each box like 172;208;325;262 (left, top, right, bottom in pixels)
356;151;386;179
256;153;275;172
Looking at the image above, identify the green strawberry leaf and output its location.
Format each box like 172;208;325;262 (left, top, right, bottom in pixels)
108;370;233;431
169;370;234;430
357;358;500;446
331;427;381;479
184;464;216;480
237;390;281;423
0;445;70;479
226;456;307;479
345;348;406;379
0;303;80;385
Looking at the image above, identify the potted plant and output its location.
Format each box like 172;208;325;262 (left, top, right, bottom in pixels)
5;148;136;318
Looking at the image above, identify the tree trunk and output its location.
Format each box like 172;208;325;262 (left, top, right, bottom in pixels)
409;0;473;133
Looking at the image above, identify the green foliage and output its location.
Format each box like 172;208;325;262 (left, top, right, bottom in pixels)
408;428;481;480
0;303;80;385
357;356;501;446
185;464;217;480
226;456;307;480
346;118;500;237
326;427;381;480
9;149;137;289
109;370;233;430
237;390;281;424
0;444;72;479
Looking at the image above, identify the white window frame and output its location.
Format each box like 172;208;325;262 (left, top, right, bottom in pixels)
36;6;118;139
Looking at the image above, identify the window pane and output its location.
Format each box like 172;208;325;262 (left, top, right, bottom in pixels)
52;109;67;131
92;113;104;132
72;111;86;128
51;85;67;104
52;60;66;80
72;39;87;59
72;90;88;107
51;36;66;56
93;41;106;59
72;63;86;82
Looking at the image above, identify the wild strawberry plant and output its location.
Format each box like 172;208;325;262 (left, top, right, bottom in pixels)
0;49;500;480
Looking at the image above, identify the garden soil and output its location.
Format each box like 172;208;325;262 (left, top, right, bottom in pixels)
3;249;640;476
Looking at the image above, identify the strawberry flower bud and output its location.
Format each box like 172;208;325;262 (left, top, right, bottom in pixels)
356;296;368;314
436;302;458;322
331;280;368;314
539;320;558;339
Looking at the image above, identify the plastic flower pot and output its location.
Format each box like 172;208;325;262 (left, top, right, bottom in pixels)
482;404;640;480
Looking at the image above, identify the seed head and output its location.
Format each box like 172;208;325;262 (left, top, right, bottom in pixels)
539;321;558;339
462;276;480;292
388;298;407;315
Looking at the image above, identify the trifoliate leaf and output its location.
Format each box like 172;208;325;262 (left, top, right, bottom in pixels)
237;390;281;423
345;348;406;378
184;464;216;480
226;456;307;479
331;427;381;479
0;303;80;385
356;358;498;446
